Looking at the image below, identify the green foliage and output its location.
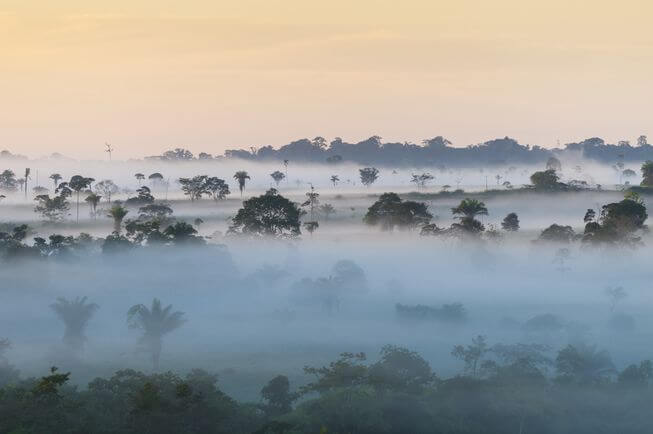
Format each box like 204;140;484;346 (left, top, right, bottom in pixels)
229;189;302;238
363;192;432;231
359;167;379;187
530;169;567;190
501;212;519;231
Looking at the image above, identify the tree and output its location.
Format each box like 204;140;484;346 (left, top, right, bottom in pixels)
49;173;62;189
125;186;155;206
0;169;18;192
410;173;434;190
178;176;209;201
34;194;70;222
301;185;320;220
538;224;575;243
555;344;615;385
148;173;164;184
107;204;129;234
546;157;562;171
637;135;648;147
85;193;102;218
640;160;653;186
163;222;205;245
228;189;302;238
303;221;319;237
233;171;250;196
59;175;94;223
368;345;435;394
330;175;339;187
270;171;285;186
501;212;519;231
584;194;648;245
452;335;490;377
364;192;432;231
135;173;145;185
451;198;488;219
205;177;230;200
359;167;379;187
319;203;336;220
163;148;194;160
127;299;185;371
50;297;99;352
94;179;119;203
261;375;297;416
605;286;627;312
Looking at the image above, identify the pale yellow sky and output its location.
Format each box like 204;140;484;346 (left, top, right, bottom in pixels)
1;0;652;159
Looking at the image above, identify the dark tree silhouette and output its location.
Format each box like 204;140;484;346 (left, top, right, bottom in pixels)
127;298;186;371
50;296;99;352
364;192;431;231
359;167;379;187
270;171;285;186
107;204;129;234
228;188;301;238
501;212;520;231
94;179;119;203
233;171;251;196
58;175;94;223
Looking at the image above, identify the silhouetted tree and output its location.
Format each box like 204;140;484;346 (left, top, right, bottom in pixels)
452;335;490;377
205;177;230;201
319;203;336;220
555;344;615;385
228;189;301;238
330;175;339;187
94;179;119;203
501;212;519;231
49;173;62;189
85;193;102;219
233;171;251;196
359;167;379;187
0;170;18;192
59;175;94;223
135;173;145;185
178;176;209;201
127;299;186;371
50;297;99;352
34;194;70;222
261;375;297;417
364;193;431;231
270;171;285;186
107;204;129;234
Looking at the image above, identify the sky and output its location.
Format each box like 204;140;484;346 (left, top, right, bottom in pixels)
1;0;652;159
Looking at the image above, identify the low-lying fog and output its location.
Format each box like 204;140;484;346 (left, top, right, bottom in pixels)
0;158;650;401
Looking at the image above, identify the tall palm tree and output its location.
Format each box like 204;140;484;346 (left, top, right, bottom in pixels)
451;198;488;220
127;299;185;371
85;193;102;219
233;171;251;197
330;175;339;187
50;296;99;352
107;204;128;234
60;175;95;223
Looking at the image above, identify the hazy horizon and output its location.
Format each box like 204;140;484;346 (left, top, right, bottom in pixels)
2;0;652;159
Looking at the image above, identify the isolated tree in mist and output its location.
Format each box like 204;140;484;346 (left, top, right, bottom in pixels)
0;170;18;192
410;173;434;190
148;172;164;184
302;185;320;220
50;296;99;352
546;156;562;172
283;159;289;178
127;298;186;371
452;335;489;378
641;161;653;186
228;188;301;238
270;171;285;186
319;203;336;220
107;204;128;234
330;175;339;187
364;192;432;231
261;375;298;416
34;194;70;222
303;221;319;237
501;212;520;231
605;286;627;312
205;177;230;201
530;169;565;190
178;175;209;201
49;173;62;189
452;198;488;220
359;167;379;187
85;192;102;219
135;173;145;185
59;175;95;223
233;171;251;196
94;179;119;203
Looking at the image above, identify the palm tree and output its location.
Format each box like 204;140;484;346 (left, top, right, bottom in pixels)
85;192;102;219
127;299;185;371
50;296;99;352
23;168;31;198
135;173;145;185
107;204;128;234
233;171;251;197
60;175;95;223
451;198;488;220
49;173;62;189
330;175;339;187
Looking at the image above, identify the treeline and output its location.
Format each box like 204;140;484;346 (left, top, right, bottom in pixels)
142;135;653;167
1;341;653;433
